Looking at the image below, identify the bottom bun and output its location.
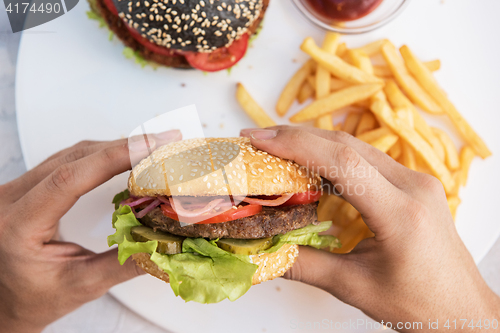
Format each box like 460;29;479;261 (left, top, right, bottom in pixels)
132;243;299;286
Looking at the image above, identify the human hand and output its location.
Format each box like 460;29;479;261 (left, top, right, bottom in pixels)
0;130;181;333
241;126;500;332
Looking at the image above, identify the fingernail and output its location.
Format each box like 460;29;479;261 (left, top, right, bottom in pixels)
240;128;259;137
129;139;156;152
250;130;277;141
154;129;181;142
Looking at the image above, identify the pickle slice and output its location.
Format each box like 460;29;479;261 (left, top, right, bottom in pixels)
130;226;184;255
217;237;273;255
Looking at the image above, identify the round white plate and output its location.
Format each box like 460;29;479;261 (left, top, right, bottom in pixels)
16;0;500;332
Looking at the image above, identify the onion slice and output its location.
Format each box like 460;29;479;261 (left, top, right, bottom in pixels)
169;197;225;217
236;194;293;206
123;196;154;208
135;199;161;218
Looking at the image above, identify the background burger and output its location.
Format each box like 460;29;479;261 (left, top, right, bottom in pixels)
88;0;269;71
108;137;340;303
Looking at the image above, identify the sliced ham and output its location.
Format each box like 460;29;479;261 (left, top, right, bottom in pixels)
235;194;293;206
169;197;225;217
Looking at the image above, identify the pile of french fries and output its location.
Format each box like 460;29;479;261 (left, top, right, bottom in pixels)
236;32;491;254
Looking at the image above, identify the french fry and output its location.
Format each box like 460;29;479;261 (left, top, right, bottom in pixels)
459;146;475;186
343;112;363;135
290;83;383;123
388;140;402;160
381;42;442;114
370;134;399;153
373;65;393;77
373;60;441;77
317;194;344;222
337;201;360;225
314;114;334;130
401;142;417;170
236;83;276;128
298;81;315;104
333;216;370;254
316;68;331;99
346;49;374;75
416;155;433;175
399;45;492;158
352;99;372;109
336;42;348;58
370;100;455;193
432;127;460;171
306;75;315;88
424;59;441;71
395;106;414;128
384;80;445;161
356;127;392;143
352;39;388;56
301;37;382;84
355;112;377;136
276;59;314;116
330;78;351;91
316;32;341;99
448;170;461;197
447;196;461;220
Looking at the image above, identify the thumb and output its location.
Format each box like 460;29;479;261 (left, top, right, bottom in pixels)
87;248;145;291
284;246;353;299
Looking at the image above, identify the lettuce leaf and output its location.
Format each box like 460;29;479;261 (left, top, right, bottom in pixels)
86;10;107;28
151;238;257;303
108;205;340;304
264;221;341;253
109;205;257;303
123;47;150;68
108;205;158;264
112;189;129;209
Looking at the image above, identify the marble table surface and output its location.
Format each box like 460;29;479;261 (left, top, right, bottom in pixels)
1;9;499;333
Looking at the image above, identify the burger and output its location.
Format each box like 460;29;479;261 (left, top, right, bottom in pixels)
108;137;340;303
87;0;269;71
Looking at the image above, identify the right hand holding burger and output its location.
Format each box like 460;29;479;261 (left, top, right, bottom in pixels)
241;126;500;331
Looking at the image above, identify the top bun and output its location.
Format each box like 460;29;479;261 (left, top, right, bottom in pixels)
129;137;322;197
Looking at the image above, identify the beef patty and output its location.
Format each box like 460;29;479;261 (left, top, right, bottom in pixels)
139;203;318;239
91;0;269;69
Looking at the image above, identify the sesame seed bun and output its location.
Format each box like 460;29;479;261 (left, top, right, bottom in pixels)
131;243;298;286
89;0;269;68
115;0;264;53
128;137;322;197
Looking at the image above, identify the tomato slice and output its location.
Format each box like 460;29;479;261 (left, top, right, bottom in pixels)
183;33;249;72
160;203;262;224
125;27;182;57
102;0;181;57
103;0;118;15
280;191;323;206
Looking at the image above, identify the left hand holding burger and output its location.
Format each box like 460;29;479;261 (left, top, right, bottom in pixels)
0;131;180;333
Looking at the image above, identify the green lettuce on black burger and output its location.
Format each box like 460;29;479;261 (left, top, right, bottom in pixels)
88;0;268;71
109;137;340;303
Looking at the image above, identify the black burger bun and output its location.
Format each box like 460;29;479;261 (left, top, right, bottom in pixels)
91;0;269;68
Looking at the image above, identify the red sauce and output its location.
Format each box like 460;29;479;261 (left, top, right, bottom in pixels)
303;0;384;22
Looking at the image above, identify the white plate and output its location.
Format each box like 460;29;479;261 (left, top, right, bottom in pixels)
16;0;500;332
